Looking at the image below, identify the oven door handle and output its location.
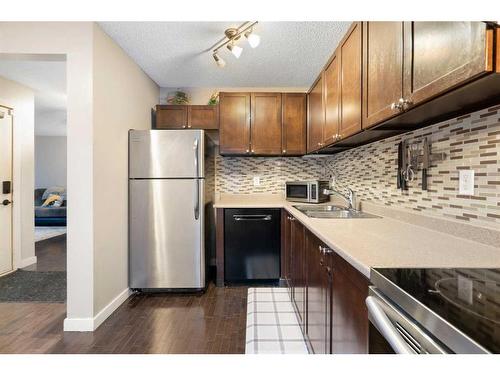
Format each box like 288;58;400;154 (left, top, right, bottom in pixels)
366;296;415;354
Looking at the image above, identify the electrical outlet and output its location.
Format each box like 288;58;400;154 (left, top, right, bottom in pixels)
253;176;261;186
459;170;475;195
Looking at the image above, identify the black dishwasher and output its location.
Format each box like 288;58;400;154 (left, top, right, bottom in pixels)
224;208;281;283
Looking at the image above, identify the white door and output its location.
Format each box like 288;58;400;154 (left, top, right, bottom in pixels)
0;106;13;275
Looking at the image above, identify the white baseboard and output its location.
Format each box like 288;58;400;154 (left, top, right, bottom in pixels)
19;256;37;268
63;288;131;332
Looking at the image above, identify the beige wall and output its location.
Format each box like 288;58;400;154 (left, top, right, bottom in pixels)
92;24;159;313
0;22;159;330
0;76;35;267
35;136;67;188
0;22;95;328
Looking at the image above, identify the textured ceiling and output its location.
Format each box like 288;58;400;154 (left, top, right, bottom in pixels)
98;22;351;88
0;59;66;136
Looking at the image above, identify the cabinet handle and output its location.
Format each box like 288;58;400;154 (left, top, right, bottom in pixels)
246;149;250;153
401;99;413;111
391;98;405;112
283;149;287;154
182;125;187;129
251;149;255;153
187;125;192;128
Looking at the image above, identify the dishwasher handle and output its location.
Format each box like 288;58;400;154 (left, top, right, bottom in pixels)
233;214;272;221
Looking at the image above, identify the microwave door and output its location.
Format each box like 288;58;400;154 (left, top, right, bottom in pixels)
286;183;310;202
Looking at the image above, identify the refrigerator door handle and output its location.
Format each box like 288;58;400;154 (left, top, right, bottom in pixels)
194;138;199;178
193;138;200;220
194;179;200;220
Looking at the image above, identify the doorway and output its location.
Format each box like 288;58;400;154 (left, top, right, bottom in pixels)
0;106;13;276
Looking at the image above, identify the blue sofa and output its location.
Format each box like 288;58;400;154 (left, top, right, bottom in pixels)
34;188;67;226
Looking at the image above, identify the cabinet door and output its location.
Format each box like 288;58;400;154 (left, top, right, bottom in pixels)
323;53;340;145
403;22;494;107
250;93;282;155
155;105;188;129
363;22;404;129
306;233;328;354
282;210;292;284
219;92;251;155
307;74;325;152
339;22;363;139
282;93;307;156
331;253;369;354
188;105;219;129
290;218;306;327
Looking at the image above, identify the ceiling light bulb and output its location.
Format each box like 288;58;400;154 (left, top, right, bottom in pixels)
245;31;260;48
213;53;226;68
227;43;243;59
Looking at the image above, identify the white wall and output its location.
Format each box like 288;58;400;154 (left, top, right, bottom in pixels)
92;24;159;314
0;76;35;268
35;136;67;189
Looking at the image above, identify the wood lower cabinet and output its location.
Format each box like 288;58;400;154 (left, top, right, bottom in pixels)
331;252;369;354
282;93;307;155
339;22;363;139
403;22;494;108
362;22;404;129
155;105;188;129
219;92;251;155
289;216;306;327
283;210;369;354
305;231;333;354
250;93;282;155
307;74;325;152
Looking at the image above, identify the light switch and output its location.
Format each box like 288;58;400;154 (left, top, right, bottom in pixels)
459;170;475;195
253;176;261;186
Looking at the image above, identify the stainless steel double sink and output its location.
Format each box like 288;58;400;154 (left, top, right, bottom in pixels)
292;204;380;219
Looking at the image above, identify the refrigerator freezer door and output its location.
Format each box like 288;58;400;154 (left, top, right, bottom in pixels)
129;178;205;289
129;129;204;179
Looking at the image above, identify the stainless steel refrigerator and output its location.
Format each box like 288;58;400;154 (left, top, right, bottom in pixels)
128;129;213;291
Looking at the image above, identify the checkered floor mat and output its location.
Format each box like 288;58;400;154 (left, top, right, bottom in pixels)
245;287;309;354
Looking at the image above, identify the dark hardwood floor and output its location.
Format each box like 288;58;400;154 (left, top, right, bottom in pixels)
23;234;67;272
0;235;248;354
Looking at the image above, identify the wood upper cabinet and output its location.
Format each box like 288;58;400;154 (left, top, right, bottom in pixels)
188;105;219;130
362;22;404;129
219;92;251;155
403;22;494;108
155;105;188;129
156;105;218;129
282;93;307;155
339;22;363;139
323;53;340;145
307;74;325;152
250;93;282;155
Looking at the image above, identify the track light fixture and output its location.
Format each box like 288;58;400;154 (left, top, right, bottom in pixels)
212;53;226;68
210;21;260;68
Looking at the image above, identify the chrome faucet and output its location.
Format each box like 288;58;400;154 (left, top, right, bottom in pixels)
323;187;356;210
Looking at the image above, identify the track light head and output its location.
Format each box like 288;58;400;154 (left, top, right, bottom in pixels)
213;53;226;68
227;43;243;59
244;30;260;48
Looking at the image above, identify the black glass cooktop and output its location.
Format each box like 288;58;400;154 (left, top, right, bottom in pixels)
374;268;500;353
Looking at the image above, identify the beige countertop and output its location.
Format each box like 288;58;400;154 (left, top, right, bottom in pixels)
214;194;500;279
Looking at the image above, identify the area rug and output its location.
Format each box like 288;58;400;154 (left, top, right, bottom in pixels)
245;287;309;354
34;226;67;242
0;270;66;302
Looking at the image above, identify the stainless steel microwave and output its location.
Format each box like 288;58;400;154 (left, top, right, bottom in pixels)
285;180;330;203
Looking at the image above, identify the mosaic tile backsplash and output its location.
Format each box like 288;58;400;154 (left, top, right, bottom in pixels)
215;104;500;229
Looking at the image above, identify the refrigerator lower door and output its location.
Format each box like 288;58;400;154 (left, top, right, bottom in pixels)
129;178;205;289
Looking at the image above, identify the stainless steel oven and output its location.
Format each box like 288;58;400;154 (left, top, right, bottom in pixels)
285;180;329;203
